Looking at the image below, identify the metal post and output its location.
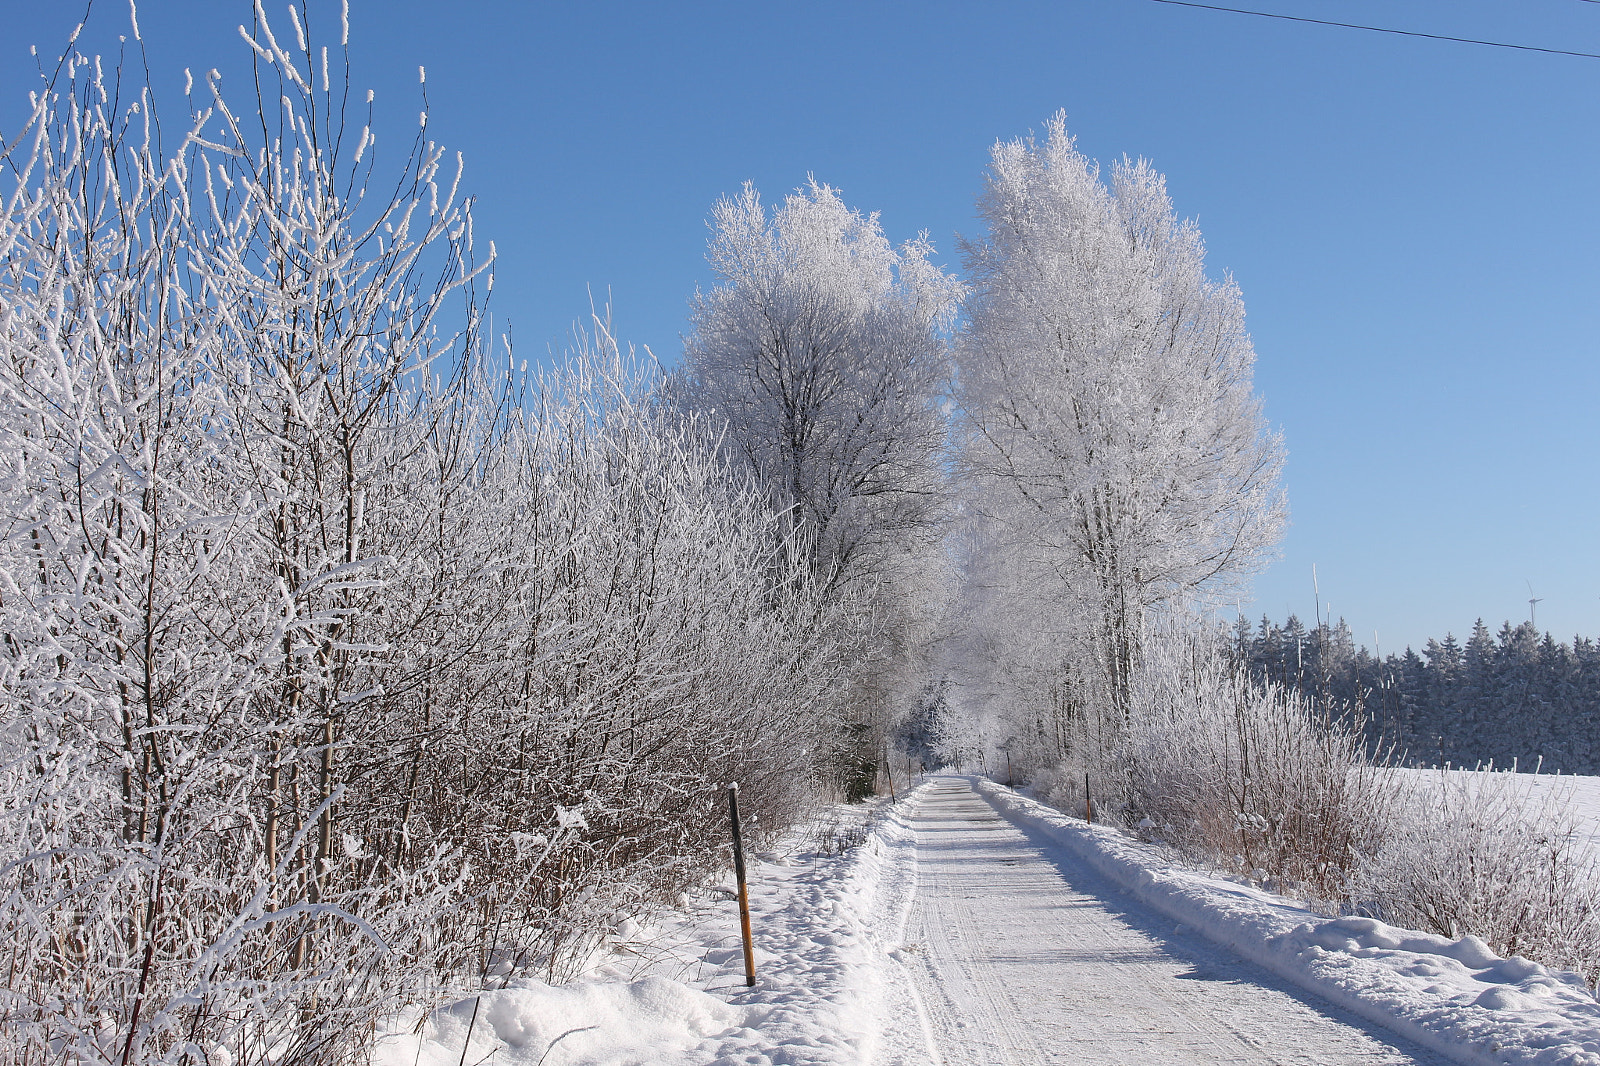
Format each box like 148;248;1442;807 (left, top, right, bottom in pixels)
1084;771;1093;824
727;784;757;987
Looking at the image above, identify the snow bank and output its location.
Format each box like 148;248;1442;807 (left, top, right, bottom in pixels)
375;790;926;1066
379;976;740;1066
972;775;1600;1066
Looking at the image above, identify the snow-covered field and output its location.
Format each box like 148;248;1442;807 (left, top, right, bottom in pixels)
1385;767;1600;859
378;773;1600;1066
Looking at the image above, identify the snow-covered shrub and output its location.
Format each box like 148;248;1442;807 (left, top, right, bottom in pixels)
406;334;853;982
1016;762;1094;820
807;810;872;856
1123;629;1600;982
0;15;488;1061
1124;626;1393;906
1354;770;1600;985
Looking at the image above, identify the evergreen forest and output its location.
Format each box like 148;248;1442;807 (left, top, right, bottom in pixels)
1236;616;1600;773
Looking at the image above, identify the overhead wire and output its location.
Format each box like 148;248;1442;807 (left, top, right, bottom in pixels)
1139;0;1600;60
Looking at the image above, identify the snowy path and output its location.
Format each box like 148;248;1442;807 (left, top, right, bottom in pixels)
889;778;1454;1066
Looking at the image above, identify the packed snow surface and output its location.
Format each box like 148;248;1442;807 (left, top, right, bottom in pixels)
378;774;1600;1065
895;777;1448;1064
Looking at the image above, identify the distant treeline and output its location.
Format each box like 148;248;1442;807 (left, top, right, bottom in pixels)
1232;616;1600;774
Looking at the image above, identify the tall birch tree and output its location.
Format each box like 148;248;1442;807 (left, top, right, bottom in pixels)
680;180;962;793
955;113;1285;737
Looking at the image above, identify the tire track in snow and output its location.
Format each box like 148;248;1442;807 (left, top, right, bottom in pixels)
893;777;1454;1066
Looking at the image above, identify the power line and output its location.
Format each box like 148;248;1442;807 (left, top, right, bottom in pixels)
1141;0;1600;60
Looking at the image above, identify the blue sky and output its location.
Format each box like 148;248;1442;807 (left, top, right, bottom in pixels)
4;0;1597;654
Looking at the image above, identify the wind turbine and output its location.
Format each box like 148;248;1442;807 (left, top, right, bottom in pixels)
1527;580;1543;630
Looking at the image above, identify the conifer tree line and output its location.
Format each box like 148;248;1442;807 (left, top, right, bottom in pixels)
0;7;1295;1063
1234;615;1600;775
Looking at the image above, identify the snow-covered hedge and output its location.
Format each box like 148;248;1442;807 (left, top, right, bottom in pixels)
0;15;864;1066
1114;624;1600;990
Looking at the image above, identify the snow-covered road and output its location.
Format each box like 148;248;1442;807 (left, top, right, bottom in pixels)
891;778;1452;1065
379;776;1600;1066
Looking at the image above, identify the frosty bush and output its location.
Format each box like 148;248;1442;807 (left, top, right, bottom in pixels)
0;9;861;1065
1122;628;1600;984
1123;626;1393;906
417;334;851;983
0;12;479;1060
1354;770;1600;985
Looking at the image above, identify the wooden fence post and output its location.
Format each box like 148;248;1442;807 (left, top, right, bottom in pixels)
727;784;756;987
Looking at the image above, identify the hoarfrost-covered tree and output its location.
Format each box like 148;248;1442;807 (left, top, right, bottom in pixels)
956;113;1285;737
682;179;961;589
680;180;962;796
